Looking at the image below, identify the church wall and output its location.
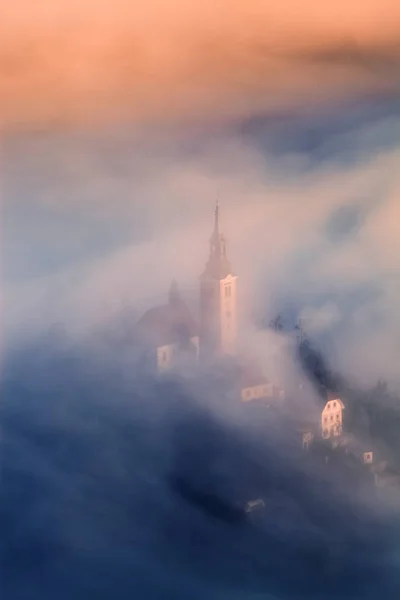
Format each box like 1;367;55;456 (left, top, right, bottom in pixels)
199;278;220;357
219;274;238;355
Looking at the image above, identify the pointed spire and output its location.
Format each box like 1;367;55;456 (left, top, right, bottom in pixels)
168;278;180;305
210;199;221;251
203;200;232;279
214;199;219;236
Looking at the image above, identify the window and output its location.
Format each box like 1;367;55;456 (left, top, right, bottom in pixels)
225;286;231;297
333;402;337;408
330;415;333;421
327;403;330;410
336;413;340;420
324;417;327;424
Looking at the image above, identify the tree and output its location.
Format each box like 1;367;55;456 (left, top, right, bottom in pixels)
270;314;284;332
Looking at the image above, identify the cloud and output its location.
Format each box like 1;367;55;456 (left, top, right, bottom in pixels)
5;108;400;393
1;1;400;130
299;303;342;336
4;8;400;593
3;339;395;599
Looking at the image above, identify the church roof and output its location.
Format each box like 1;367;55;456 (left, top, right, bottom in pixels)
134;283;198;348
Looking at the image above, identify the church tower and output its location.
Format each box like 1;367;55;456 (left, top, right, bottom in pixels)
199;202;238;360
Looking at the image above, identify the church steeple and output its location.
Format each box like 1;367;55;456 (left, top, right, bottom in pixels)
204;201;232;280
199;202;238;359
213;199;220;238
168;278;180;306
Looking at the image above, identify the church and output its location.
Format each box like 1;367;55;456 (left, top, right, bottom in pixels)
133;203;282;403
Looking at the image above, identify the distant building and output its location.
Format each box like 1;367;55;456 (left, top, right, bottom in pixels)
321;395;345;439
363;451;373;465
238;362;284;403
244;498;265;514
302;430;314;451
133;280;199;375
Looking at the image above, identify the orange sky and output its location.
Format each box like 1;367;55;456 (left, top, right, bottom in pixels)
1;1;400;130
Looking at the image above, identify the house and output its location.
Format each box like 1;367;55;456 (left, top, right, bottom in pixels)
321;395;345;439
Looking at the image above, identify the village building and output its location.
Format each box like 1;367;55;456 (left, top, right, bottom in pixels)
238;361;284;403
321;394;345;439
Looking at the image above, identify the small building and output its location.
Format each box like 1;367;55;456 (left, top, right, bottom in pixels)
321;395;345;439
244;498;265;514
302;430;315;451
133;281;199;375
237;361;284;403
363;451;374;465
293;417;316;451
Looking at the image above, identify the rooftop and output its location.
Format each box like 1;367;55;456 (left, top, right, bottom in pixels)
134;282;198;348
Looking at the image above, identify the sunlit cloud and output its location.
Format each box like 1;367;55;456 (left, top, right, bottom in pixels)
4;112;400;390
1;1;400;130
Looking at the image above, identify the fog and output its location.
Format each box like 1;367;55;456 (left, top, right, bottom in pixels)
5;102;400;388
2;336;399;599
3;3;400;597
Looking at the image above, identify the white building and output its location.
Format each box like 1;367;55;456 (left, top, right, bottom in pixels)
321;396;345;439
363;451;374;464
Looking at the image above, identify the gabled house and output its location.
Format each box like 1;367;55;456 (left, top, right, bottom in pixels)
321;395;345;439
